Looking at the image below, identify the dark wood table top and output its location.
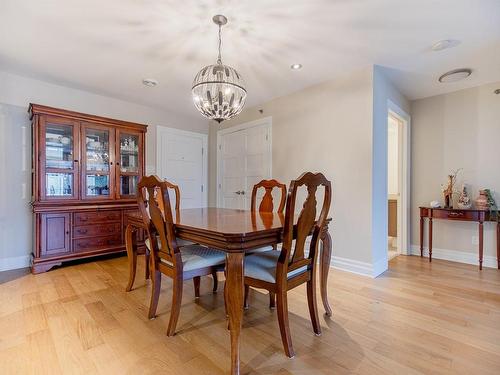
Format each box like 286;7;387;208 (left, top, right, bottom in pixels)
126;208;332;252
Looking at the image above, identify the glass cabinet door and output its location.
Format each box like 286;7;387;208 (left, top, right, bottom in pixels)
117;130;142;198
42;118;79;199
82;124;114;199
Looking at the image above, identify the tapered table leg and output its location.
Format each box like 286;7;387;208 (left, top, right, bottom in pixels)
320;229;332;316
225;252;245;375
125;224;137;292
497;222;500;269
428;218;433;262
479;221;484;270
420;216;424;257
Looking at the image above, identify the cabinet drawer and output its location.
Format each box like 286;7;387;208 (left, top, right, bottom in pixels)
432;209;479;221
73;235;122;252
74;210;121;225
73;223;122;238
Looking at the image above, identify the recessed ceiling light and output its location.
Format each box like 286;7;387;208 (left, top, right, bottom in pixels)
438;68;472;83
142;78;159;87
431;39;461;51
290;63;302;70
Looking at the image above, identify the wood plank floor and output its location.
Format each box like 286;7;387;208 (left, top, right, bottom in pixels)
1;255;499;374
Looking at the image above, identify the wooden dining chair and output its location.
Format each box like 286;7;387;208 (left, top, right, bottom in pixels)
243;172;332;358
247;179;287;309
137;175;225;336
142;179;207;283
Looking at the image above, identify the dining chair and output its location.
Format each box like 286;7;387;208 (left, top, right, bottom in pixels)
243;172;331;358
137;175;225;336
142;179;204;282
247;179;287;309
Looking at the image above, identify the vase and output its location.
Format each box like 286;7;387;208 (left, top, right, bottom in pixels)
475;190;489;210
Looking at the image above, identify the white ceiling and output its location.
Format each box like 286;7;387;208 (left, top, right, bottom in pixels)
1;0;499;121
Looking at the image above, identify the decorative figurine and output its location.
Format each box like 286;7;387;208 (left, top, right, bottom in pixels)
457;185;472;209
441;169;461;208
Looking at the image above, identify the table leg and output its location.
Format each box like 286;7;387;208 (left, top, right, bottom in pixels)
428;218;433;262
320;229;332;317
125;224;138;292
497;222;500;269
420;216;424;257
479;221;484;270
225;252;245;375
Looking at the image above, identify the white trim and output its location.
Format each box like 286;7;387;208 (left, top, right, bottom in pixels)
410;245;498;269
331;255;385;278
0;255;30;272
156;126;208;207
216;117;273;207
387;100;411;256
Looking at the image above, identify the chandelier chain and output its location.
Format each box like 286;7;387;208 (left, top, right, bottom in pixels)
217;24;222;64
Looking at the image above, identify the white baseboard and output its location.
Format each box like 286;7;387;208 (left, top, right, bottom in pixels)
0;255;31;272
331;255;387;278
410;245;498;269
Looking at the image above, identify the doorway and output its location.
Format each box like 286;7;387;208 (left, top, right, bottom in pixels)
156;126;208;208
387;101;411;259
217;117;272;209
388;113;402;259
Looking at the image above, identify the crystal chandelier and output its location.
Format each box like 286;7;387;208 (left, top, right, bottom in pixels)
192;15;247;123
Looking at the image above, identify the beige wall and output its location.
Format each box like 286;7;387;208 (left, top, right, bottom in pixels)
209;68;376;266
411;81;500;260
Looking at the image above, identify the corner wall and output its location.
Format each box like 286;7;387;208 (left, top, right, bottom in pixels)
0;70;208;271
372;66;410;275
209;68;379;275
410;81;500;267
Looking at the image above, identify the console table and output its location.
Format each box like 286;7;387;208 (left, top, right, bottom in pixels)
419;207;500;270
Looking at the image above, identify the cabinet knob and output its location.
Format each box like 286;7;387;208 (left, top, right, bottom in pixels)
74;160;79;163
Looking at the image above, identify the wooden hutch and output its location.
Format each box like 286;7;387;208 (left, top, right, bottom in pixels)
30;104;147;273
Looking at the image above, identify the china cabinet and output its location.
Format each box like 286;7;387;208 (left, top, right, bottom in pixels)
30;104;147;273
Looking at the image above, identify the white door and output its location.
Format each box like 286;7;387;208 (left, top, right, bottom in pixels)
157;127;207;208
218;120;272;209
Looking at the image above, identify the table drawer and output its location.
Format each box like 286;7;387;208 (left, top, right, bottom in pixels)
73;223;122;239
74;210;121;225
431;209;480;221
73;235;122;252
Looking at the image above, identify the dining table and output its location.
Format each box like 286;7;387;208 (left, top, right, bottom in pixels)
125;207;333;375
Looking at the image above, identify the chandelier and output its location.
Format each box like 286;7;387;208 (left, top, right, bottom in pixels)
192;15;247;123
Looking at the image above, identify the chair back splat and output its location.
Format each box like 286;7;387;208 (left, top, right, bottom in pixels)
251;179;287;213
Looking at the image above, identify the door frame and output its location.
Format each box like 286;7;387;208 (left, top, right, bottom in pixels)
387;100;411;256
216;117;273;208
156;126;208;207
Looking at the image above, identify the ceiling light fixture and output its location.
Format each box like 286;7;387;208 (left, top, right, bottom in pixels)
291;63;302;70
438;68;472;83
431;39;461;51
142;78;158;87
191;15;247;123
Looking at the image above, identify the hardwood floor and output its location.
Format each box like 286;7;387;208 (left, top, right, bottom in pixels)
1;255;499;374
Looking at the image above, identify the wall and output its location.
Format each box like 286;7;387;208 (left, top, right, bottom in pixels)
372;66;410;274
411;81;500;267
209;68;380;275
0;70;208;271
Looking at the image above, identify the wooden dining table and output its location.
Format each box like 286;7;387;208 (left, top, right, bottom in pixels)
125;207;332;375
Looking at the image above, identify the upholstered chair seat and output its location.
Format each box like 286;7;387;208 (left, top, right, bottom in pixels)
244;250;308;283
